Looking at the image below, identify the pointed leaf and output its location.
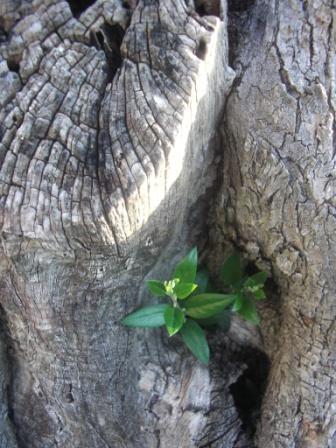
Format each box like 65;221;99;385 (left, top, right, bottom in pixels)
147;280;167;297
220;253;243;287
244;272;268;288
173;247;198;283
174;282;198;299
122;304;168;328
180;319;209;365
164;306;185;336
232;294;243;312
254;289;266;300
237;297;260;325
183;293;236;319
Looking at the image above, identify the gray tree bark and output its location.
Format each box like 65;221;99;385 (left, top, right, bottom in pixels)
211;0;336;447
0;0;334;447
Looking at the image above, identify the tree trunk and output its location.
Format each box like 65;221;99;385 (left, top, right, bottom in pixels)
211;0;335;446
0;0;334;447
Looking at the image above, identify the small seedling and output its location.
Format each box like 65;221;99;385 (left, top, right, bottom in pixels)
122;248;267;365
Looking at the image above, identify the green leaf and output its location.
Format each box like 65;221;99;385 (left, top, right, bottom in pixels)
232;294;243;312
220;253;243;287
254;289;266;300
244;271;268;288
237;297;260;325
174;282;198;299
173;247;198;284
180;319;209;365
147;280;167;297
183;293;236;319
122;304;168;328
164;306;185;336
194;270;209;294
197;310;231;332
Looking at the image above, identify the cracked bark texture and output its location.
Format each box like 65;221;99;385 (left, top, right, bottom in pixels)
0;0;251;447
211;0;336;447
0;0;335;447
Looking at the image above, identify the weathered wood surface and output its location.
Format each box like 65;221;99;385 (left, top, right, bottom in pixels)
212;0;336;446
1;0;335;447
0;1;249;447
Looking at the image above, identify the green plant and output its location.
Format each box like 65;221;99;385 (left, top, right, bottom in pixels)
121;248;267;365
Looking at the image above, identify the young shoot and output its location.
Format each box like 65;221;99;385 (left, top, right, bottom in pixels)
122;248;268;365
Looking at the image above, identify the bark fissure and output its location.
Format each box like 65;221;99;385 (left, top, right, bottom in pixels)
67;0;97;18
0;303;20;448
229;349;270;437
194;0;221;18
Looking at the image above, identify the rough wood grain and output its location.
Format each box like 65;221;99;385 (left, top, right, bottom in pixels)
0;1;247;447
212;0;336;446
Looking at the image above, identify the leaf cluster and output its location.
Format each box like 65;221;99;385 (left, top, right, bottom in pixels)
122;248;267;365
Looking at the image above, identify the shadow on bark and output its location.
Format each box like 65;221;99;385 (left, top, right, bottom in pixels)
66;0;96;18
230;349;270;439
90;23;126;83
194;0;221;18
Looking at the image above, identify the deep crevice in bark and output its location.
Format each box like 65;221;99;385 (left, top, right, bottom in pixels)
66;0;96;18
226;0;257;67
0;303;20;447
6;60;20;74
194;0;221;17
230;349;270;439
122;0;138;9
227;0;255;12
6;383;18;447
91;23;125;83
0;27;8;44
